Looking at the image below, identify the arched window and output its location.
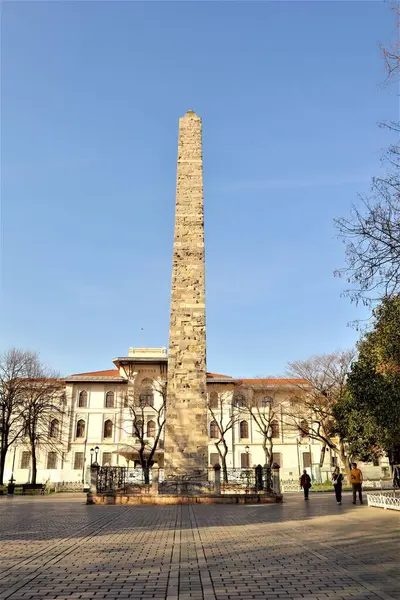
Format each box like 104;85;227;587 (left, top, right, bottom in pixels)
76;419;85;438
49;419;59;439
209;421;219;439
209;392;218;409
233;395;245;408
271;420;280;439
262;396;273;408
78;390;87;408
139;388;154;408
105;391;114;408
239;420;249;439
103;419;113;439
147;420;156;437
299;420;309;438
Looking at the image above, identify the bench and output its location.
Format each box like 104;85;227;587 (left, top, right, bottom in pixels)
21;484;46;495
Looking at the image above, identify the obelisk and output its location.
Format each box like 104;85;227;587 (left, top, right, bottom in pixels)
164;111;208;482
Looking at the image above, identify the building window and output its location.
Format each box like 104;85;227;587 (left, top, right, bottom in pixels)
210;452;220;466
103;419;113;439
74;452;84;470
20;451;31;469
271;420;280;439
241;453;250;468
78;390;88;408
239;420;249;439
262;396;273;408
49;419;60;439
76;419;85;438
105;391;114;408
373;456;380;467
299;420;309;438
209;392;218;409
209;421;219;439
102;452;112;466
233;395;245;408
139;389;154;408
331;455;338;467
47;452;57;469
303;452;312;469
123;395;129;408
147;420;156;437
272;452;282;467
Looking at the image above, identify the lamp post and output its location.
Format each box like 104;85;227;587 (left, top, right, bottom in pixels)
88;446;100;504
245;445;250;494
94;446;99;466
296;438;301;477
7;447;17;495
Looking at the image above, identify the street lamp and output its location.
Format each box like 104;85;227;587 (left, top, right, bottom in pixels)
94;446;99;466
244;445;250;494
90;446;100;467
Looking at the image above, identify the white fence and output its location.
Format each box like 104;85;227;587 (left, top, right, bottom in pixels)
367;491;400;511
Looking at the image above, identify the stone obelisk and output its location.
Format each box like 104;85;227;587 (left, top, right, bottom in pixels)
164;111;208;482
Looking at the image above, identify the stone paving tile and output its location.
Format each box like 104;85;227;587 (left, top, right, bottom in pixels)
0;493;399;600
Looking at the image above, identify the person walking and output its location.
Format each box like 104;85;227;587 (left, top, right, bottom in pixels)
350;462;363;505
300;469;311;500
332;466;343;505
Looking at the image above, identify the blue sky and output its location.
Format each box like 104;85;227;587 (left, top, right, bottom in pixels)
1;1;397;377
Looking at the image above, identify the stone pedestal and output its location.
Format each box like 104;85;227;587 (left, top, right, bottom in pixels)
272;464;281;495
164;111;208;484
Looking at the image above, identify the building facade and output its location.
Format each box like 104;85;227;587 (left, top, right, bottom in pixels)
3;347;387;486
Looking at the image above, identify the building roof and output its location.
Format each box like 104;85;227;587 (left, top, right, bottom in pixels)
207;372;232;379
241;378;308;385
66;369;125;383
66;368;307;386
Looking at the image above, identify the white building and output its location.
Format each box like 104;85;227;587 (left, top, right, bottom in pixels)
3;347;387;486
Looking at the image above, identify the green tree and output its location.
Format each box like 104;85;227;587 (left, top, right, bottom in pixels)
336;296;400;463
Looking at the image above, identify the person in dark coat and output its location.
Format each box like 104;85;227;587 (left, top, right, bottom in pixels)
332;466;343;505
300;470;311;500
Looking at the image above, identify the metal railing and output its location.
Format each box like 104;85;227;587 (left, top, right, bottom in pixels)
367;491;400;511
95;465;274;494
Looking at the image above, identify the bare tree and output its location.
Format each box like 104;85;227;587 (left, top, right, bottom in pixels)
20;357;65;485
208;387;242;483
0;349;37;485
285;351;356;477
122;377;166;484
335;6;399;305
241;386;281;467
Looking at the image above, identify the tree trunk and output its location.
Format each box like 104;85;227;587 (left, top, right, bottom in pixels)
0;448;7;485
143;465;150;485
31;443;37;484
221;456;228;484
338;439;351;482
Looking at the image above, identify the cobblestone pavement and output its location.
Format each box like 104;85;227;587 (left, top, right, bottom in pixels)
0;493;399;600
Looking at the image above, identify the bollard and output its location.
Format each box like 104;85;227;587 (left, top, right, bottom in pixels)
214;464;221;495
272;463;281;495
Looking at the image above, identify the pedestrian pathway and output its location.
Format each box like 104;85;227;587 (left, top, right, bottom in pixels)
0;493;398;599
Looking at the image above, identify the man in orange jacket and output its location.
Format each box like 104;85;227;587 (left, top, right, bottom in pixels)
350;462;364;505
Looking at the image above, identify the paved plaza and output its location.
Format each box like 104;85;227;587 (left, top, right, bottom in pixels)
0;493;399;600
